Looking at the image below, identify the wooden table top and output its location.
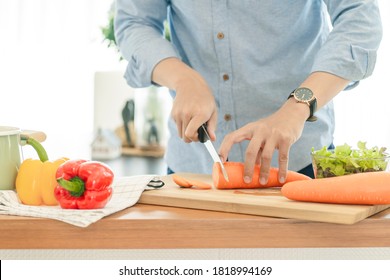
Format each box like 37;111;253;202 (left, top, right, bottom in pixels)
1;200;390;249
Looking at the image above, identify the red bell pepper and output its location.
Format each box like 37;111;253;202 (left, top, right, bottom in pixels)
54;159;114;209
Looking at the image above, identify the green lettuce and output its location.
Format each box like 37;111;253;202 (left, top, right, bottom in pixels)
312;141;389;178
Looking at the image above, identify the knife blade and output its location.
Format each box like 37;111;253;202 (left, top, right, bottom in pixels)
198;124;229;182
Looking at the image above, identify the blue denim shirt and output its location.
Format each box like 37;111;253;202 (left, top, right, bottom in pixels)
115;0;382;174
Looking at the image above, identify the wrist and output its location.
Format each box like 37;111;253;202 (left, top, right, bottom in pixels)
288;87;317;122
284;97;311;122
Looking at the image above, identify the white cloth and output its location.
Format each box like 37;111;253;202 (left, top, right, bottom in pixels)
0;175;158;227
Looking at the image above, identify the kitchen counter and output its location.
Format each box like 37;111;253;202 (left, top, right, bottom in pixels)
1;198;390;250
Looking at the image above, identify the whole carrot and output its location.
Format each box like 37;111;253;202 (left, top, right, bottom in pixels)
281;171;390;205
213;162;311;189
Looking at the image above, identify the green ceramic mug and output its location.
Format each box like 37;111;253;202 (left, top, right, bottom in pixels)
0;126;22;190
0;126;46;190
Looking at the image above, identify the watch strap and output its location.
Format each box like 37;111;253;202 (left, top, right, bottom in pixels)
307;99;317;122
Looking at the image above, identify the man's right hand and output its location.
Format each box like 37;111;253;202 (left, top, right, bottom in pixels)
152;57;217;142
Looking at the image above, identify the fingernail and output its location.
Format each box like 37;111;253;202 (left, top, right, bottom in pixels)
244;176;251;183
260;177;267;185
279;177;285;183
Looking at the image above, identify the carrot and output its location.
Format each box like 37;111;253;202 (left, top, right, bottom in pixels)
172;174;192;188
213;162;311;189
281;171;390;205
172;174;212;190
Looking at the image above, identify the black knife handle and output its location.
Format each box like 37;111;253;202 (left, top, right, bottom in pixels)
197;124;208;143
198;124;229;161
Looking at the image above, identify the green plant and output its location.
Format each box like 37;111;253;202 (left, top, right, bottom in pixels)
101;11;116;48
101;4;121;59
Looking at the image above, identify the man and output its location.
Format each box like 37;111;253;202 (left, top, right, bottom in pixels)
115;0;382;183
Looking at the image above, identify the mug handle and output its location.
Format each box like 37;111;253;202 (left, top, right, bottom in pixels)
20;130;47;143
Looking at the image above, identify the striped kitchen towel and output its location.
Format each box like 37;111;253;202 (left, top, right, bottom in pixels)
0;175;163;227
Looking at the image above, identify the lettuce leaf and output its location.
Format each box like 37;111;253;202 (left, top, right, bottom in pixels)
312;142;389;178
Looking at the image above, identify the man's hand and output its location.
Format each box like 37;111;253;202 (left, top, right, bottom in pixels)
171;70;217;143
152;57;217;142
219;98;308;185
219;71;350;184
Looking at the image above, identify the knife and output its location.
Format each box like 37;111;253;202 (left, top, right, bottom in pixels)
198;124;229;182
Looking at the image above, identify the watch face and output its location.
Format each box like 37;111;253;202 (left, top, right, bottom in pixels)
294;88;314;101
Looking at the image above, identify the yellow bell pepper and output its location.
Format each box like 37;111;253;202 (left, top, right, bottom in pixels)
15;137;68;206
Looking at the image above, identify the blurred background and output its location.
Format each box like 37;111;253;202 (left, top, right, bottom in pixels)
0;0;389;174
0;0;172;170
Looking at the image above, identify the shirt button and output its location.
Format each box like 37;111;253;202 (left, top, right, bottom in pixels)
224;114;232;121
222;74;229;81
217;32;225;39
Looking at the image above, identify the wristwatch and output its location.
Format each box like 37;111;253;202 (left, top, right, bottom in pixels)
288;87;317;122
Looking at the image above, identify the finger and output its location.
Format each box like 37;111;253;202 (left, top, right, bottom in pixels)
185;115;206;142
243;137;263;184
255;146;263;165
171;107;186;140
219;128;251;162
259;143;275;185
206;111;218;141
183;127;192;143
181;117;192;143
171;103;181;136
277;145;290;184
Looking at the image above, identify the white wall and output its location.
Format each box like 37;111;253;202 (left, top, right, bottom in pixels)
333;0;390;149
0;0;389;161
0;0;118;159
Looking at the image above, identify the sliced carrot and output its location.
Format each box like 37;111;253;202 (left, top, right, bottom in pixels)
186;179;212;189
213;162;311;189
172;174;192;188
172;174;212;190
281;171;390;205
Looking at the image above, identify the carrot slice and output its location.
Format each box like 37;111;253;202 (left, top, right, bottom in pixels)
186;179;212;189
281;171;390;205
172;174;192;188
172;174;212;190
213;162;311;189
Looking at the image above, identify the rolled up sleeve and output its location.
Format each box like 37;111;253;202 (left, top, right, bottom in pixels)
311;0;382;82
114;0;179;87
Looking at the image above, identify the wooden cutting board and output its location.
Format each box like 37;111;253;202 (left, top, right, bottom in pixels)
138;173;390;224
